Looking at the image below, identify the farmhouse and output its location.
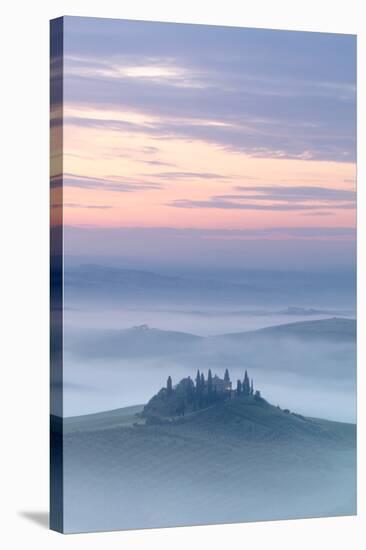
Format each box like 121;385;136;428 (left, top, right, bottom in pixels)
211;374;232;393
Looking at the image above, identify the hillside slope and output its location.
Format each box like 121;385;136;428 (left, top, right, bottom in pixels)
67;317;356;361
68;325;202;359
64;404;145;434
219;317;356;342
179;394;355;443
62;397;356;532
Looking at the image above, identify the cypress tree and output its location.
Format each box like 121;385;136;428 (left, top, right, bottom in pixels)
196;369;201;392
236;379;242;396
200;372;205;408
186;376;194;404
207;369;213;401
224;368;230;382
167;375;173;396
243;370;250;396
250;378;254;395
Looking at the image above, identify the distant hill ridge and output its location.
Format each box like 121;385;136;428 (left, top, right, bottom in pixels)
219;317;356;342
121;316;355;340
121;317;356;342
68;317;356;361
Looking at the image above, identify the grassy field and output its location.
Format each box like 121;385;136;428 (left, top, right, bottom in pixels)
64;404;145;434
61;396;356;533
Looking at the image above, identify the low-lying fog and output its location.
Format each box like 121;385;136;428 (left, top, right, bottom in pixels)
60;264;356;423
63;354;356;423
62;305;356;423
64;303;352;336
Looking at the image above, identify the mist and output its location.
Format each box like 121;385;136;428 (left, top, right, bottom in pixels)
62;262;356;423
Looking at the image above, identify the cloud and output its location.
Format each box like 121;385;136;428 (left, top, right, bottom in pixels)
168;185;356;212
301;212;334;217
64;224;355;240
64;107;355;163
66;57;206;90
169;199;354;211
232;185;356;202
139;159;176;167
51;202;112;210
51;173;163;192
61;17;356;163
64;203;113;209
144;171;231;180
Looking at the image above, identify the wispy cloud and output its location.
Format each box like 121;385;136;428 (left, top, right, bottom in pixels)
64;106;356;163
232;185;356;202
169;199;354;211
65;203;113;209
64;224;356;239
138;159;176;167
168;185;356;212
51;173;163;192
144;171;231;180
63;18;356;163
51;202;113;209
66;56;207;90
301;211;334;217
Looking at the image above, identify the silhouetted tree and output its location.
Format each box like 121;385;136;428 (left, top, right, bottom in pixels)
195;369;201;408
250;378;254;395
167;375;173;396
196;369;201;391
186;376;195;404
243;370;250;396
236;379;242;396
224;368;230;382
207;369;213;401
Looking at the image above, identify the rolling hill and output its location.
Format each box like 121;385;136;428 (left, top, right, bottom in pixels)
61;393;356;532
65;264;261;305
68;325;203;359
63;404;145;434
219;317;356;343
67;317;356;360
178;394;355;442
65;265;356;308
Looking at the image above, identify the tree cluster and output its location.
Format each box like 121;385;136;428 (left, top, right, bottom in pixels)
236;370;254;397
142;368;260;420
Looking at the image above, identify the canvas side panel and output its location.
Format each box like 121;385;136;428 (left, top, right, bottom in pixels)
50;16;64;534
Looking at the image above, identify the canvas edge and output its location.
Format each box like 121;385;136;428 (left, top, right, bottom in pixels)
50;15;64;534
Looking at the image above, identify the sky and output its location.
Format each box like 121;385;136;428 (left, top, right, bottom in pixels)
54;16;356;269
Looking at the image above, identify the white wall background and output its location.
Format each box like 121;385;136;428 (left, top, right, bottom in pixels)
0;0;365;548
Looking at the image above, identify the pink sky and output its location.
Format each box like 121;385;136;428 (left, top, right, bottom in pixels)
62;105;356;234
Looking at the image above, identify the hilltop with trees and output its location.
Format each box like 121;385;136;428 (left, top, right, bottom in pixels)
142;369;261;421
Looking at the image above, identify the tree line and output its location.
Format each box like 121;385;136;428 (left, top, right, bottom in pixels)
156;368;261;417
143;368;262;420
